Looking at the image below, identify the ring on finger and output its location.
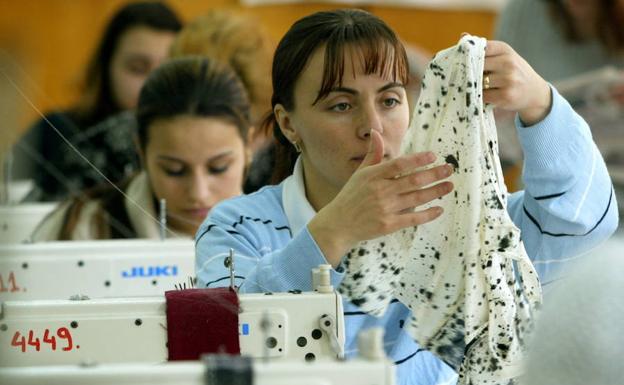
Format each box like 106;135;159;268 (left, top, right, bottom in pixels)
483;75;491;90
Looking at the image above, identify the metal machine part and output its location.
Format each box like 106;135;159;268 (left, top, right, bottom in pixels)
0;203;56;244
0;288;345;366
0;329;392;385
0;239;195;300
0;353;395;385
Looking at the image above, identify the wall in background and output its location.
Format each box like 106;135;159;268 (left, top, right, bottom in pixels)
0;0;496;135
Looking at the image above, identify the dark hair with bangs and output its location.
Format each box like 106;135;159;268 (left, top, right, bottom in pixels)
136;56;251;150
262;8;408;183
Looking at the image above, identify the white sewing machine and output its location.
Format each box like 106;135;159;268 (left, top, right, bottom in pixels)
3;179;35;204
0;329;393;385
0;239;195;301
0;203;56;244
0;266;345;366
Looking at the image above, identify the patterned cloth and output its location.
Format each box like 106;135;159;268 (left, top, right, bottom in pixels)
339;35;542;384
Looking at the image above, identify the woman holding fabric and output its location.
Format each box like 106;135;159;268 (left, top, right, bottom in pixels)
195;9;618;385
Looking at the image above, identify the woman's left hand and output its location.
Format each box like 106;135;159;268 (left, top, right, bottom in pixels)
483;40;552;126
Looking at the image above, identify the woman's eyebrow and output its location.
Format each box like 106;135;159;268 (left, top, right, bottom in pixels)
123;53;151;63
327;86;358;95
207;151;234;161
157;151;234;163
377;82;405;92
157;155;184;163
326;82;405;96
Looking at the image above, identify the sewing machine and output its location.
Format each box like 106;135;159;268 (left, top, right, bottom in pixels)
0;329;393;385
3;179;35;204
0;203;56;244
0;265;345;366
0;239;195;300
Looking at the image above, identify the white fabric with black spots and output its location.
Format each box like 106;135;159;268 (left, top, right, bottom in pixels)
339;35;542;385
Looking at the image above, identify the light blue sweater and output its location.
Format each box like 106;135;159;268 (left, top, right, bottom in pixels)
195;88;618;385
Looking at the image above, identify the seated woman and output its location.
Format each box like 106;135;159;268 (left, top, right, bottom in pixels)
13;1;182;202
169;9;275;193
194;9;618;385
32;57;251;240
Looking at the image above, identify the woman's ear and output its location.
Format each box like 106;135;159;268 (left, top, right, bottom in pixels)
274;103;299;144
244;140;253;170
243;151;252;185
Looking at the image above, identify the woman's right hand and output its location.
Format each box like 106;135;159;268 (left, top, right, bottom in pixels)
308;130;454;267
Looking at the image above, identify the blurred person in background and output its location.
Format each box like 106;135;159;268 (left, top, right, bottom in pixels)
496;0;623;83
170;9;275;193
170;9;273;142
12;1;182;202
32;57;251;240
494;0;624;194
